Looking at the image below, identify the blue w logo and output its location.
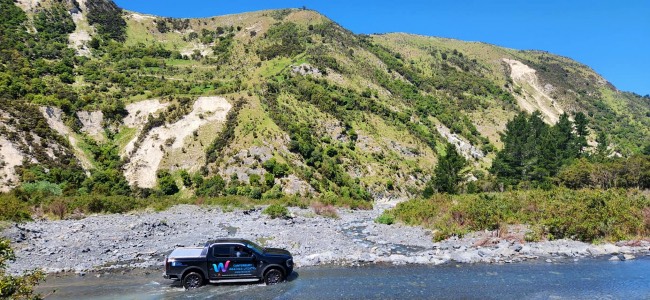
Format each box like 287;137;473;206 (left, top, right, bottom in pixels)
212;261;230;273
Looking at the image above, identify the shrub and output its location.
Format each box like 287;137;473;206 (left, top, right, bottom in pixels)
179;170;192;187
387;189;650;242
375;212;395;225
0;194;31;221
263;204;289;219
0;238;45;299
262;185;284;199
157;172;179;196
20;181;62;202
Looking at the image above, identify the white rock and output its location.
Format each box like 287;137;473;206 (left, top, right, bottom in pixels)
451;252;478;263
388;254;408;264
414;256;430;264
601;244;620;254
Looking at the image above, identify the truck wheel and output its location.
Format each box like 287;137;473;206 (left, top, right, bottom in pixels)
264;269;284;285
183;272;204;289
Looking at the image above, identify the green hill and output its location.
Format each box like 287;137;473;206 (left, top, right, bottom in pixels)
1;0;648;203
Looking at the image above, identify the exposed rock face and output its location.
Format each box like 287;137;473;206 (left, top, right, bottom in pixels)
69;5;92;56
40;107;93;171
123;99;169;128
435;124;484;160
77;111;105;142
222;146;273;183
291;63;321;76
503;58;565;124
14;0;40;11
0;136;24;192
123;97;231;188
280;174;315;196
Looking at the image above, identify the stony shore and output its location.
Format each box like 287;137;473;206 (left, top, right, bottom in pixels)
3;204;649;275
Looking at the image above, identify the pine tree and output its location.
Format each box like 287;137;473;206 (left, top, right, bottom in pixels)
595;131;609;159
491;112;530;183
492;111;587;186
573;112;589;157
433;143;467;194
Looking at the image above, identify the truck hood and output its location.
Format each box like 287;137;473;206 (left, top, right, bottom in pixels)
264;248;292;256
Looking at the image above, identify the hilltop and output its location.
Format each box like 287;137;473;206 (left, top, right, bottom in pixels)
1;0;649;203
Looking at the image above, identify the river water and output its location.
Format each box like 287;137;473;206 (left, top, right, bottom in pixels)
37;257;650;299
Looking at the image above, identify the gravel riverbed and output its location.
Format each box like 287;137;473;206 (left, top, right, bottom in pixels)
3;204;649;275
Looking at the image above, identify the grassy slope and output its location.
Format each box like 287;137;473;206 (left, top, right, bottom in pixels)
92;8;650;197
6;2;648;198
374;33;650;152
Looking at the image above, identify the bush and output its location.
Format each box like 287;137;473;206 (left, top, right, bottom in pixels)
262;185;284;199
179;170;192;187
387;189;650;242
0;194;31;222
263;204;289;219
157;170;179;195
0;238;45;300
375;212;395;225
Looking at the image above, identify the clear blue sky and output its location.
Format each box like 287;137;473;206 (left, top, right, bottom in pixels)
114;0;649;96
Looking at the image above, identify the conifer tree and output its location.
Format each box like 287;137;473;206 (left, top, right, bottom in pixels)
433;143;467;194
492;111;586;186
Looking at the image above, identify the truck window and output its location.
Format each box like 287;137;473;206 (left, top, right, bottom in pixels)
212;245;230;258
232;246;252;258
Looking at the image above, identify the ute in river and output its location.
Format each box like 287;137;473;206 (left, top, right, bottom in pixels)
163;238;294;289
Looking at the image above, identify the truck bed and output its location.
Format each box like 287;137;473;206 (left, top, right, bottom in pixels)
168;247;205;259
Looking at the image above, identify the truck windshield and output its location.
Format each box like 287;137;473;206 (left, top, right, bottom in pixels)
246;242;264;254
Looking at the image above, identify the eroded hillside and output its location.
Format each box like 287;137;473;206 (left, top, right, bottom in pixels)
1;0;648;200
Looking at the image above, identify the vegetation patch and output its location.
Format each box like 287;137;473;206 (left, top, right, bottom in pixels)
0;238;44;299
384;189;650;242
263;204;290;219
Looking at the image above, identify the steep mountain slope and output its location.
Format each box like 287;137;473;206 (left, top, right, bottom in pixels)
1;0;648;199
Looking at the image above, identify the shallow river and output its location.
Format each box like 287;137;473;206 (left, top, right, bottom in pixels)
38;257;650;299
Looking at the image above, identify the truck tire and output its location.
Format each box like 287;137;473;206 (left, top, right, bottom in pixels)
264;268;284;285
183;272;204;289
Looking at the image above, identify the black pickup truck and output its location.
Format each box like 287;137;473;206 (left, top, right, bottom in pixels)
163;238;293;289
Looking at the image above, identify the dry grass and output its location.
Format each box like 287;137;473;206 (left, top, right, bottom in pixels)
48;200;67;220
311;202;339;219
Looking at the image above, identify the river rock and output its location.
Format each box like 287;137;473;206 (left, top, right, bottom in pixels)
622;254;635;261
609;255;621;261
587;247;604;256
601;244;620;254
358;253;377;263
388;254;409;264
414;256;430;264
452;251;478;263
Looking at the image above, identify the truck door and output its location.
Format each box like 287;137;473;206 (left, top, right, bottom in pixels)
207;244;232;279
208;244;258;279
227;245;258;277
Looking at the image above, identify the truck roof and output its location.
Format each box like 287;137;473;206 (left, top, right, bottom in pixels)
205;238;253;245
